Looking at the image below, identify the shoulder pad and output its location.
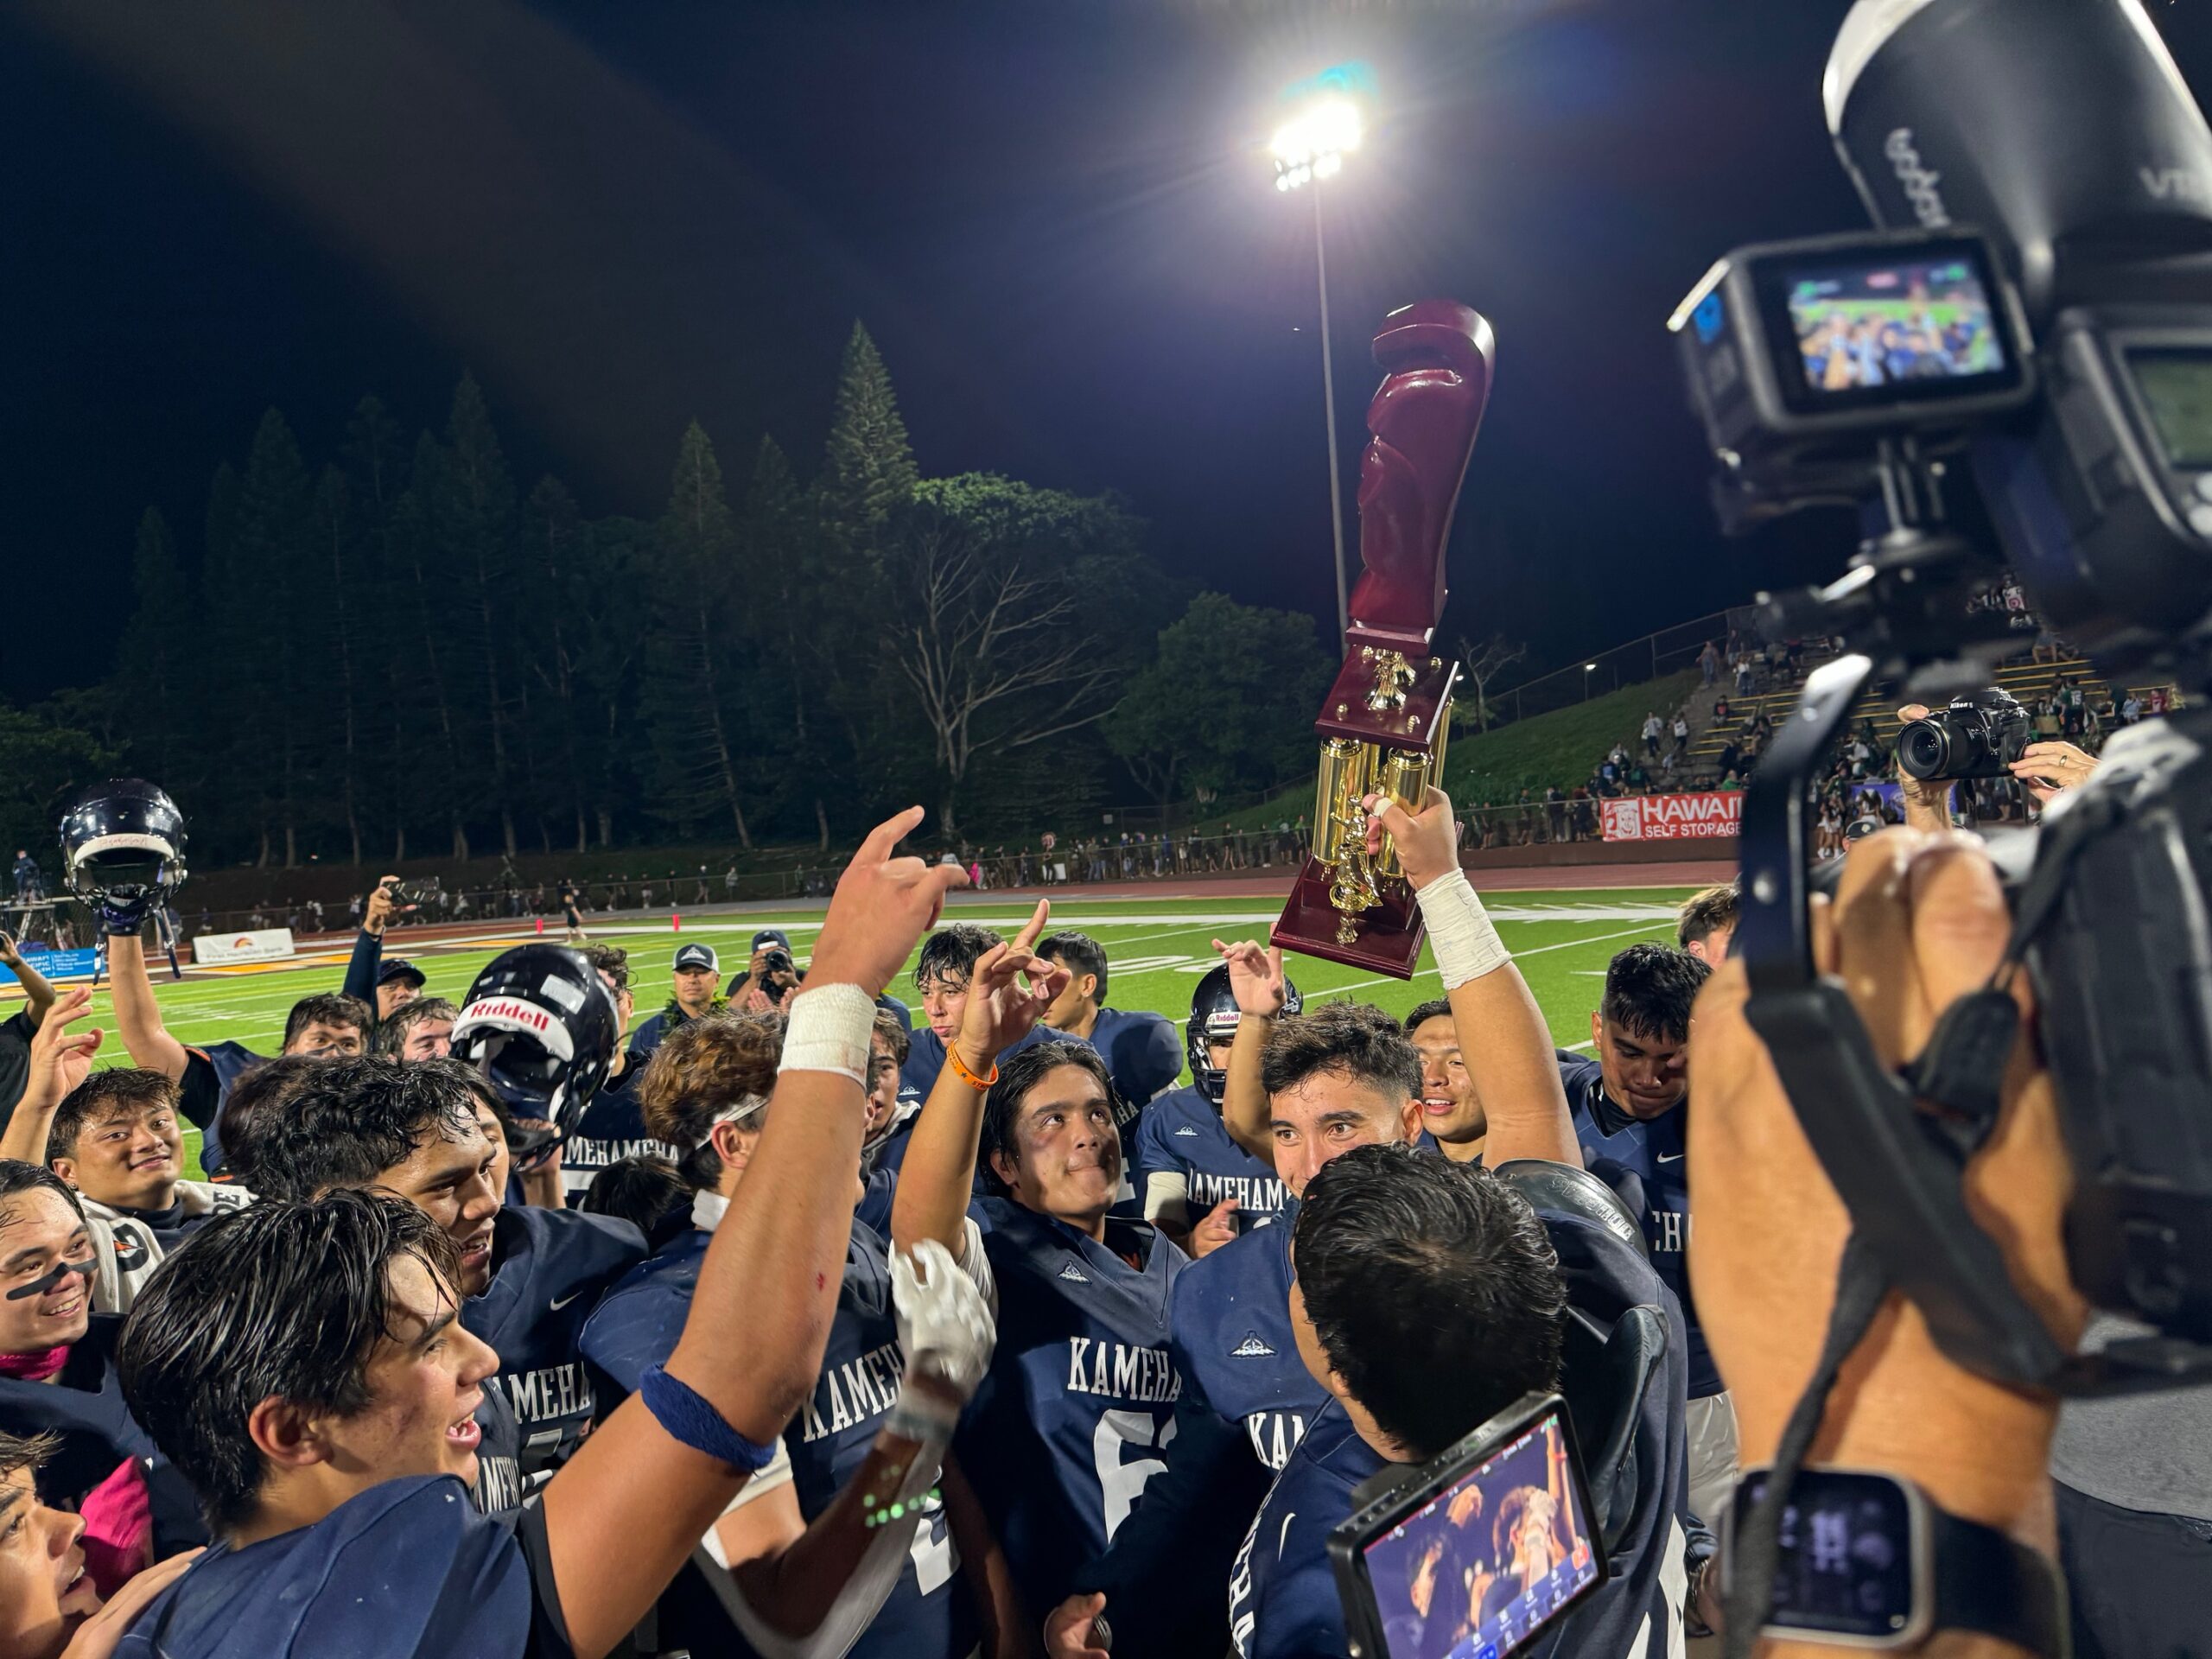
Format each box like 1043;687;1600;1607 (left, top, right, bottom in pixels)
1489;1160;1646;1256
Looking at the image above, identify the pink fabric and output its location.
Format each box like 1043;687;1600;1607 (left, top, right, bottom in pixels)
0;1345;68;1382
78;1459;152;1597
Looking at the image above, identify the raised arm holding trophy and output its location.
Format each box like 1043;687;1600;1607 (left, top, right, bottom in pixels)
1273;298;1494;976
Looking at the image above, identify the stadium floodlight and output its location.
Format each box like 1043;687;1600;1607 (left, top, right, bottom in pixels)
1268;99;1363;191
1268;68;1374;636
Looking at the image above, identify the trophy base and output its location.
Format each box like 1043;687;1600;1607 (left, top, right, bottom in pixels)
1271;860;1427;979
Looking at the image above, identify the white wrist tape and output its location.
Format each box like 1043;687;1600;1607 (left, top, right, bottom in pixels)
1415;868;1512;990
777;983;878;1084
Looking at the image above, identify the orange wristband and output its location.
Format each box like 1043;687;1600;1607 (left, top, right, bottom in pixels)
944;1042;998;1091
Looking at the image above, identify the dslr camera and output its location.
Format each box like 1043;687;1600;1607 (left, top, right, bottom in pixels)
1896;690;2030;780
1672;0;2212;1402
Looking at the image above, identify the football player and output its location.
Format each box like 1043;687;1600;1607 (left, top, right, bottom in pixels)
1405;998;1485;1163
555;946;677;1205
582;1008;1011;1659
375;996;458;1061
108;921;369;1175
1560;943;1733;1525
1674;882;1738;964
110;807;970;1658
891;906;1194;1624
1037;931;1182;1132
241;1058;645;1478
897;923;1086;1116
1129;966;1300;1252
0;1164;204;1572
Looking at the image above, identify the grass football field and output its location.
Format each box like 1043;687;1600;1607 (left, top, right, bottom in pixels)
62;887;1698;1178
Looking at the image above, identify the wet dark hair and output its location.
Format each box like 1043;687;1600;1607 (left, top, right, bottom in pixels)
241;1057;485;1201
1295;1145;1566;1460
216;1056;336;1191
0;1161;85;1226
581;1156;690;1242
1260;1002;1422;1103
280;992;373;1052
1599;944;1712;1045
979;1040;1116;1198
871;1008;911;1069
580;944;631;994
1402;999;1453;1036
375;996;461;1058
1038;931;1109;1004
46;1068;179;1165
118;1191;461;1532
913;925;1001;991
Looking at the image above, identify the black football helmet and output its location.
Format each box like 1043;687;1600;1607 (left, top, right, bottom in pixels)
58;779;188;909
450;945;619;1131
1187;963;1302;1104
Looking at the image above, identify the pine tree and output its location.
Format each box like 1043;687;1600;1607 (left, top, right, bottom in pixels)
232;410;313;867
640;422;754;846
817;321;918;540
436;374;522;858
114;509;191;788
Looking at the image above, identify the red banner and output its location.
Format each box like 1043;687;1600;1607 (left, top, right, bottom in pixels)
1599;791;1742;842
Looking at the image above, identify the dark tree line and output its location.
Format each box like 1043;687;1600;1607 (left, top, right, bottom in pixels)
2;323;1337;870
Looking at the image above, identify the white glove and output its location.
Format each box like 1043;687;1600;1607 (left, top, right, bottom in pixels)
891;1237;996;1402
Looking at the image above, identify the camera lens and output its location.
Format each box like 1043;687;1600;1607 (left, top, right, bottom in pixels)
1897;721;1952;780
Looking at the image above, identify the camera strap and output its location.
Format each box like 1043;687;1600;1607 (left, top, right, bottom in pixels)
1719;1233;1889;1659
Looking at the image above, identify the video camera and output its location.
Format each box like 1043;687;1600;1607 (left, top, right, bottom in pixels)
1670;0;2212;1407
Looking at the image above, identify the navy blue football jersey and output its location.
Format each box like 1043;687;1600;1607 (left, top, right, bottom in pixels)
1559;1054;1717;1398
1228;1401;1382;1659
177;1041;264;1175
1135;1086;1290;1235
464;1205;645;1474
472;1376;525;1516
581;1218;976;1659
114;1476;569;1659
1231;1196;1694;1659
957;1196;1187;1613
0;1318;201;1554
1169;1213;1327;1473
1085;1007;1183;1126
558;1058;677;1203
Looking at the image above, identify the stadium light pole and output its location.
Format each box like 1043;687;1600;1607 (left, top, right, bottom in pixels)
1272;94;1364;637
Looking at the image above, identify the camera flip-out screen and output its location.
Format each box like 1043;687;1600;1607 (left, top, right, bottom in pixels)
2129;349;2212;470
1332;1395;1604;1659
1762;242;2017;415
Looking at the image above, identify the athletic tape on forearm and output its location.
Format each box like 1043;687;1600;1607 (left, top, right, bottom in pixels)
1415;869;1513;990
777;983;878;1085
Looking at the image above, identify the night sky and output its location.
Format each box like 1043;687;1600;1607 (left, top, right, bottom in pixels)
7;0;2212;705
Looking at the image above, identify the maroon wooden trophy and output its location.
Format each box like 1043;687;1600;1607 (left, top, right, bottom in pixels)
1272;299;1495;977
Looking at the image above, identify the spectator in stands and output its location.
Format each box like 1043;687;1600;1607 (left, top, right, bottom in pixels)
1641;711;1662;758
1712;694;1731;727
1733;652;1754;696
1699;639;1719;687
1670;710;1689;753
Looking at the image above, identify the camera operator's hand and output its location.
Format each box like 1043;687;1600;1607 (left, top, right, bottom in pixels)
363;878;399;937
1690;830;2086;1560
1210;938;1287;1020
1891;705;1958;834
2008;740;2098;804
810;808;969;998
1189;1197;1240;1260
1362;785;1464;891
953;899;1065;1070
1043;1592;1112;1659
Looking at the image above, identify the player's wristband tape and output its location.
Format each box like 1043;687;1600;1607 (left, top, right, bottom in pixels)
639;1364;779;1474
778;983;877;1085
1414;868;1511;989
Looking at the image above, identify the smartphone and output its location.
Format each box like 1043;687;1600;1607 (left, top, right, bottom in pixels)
1329;1392;1606;1659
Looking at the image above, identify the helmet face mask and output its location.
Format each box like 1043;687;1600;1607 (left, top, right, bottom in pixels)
451;945;619;1131
1185;963;1302;1105
58;779;188;910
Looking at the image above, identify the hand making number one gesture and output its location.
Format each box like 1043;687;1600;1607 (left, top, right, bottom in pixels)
953;899;1069;1075
810;807;973;999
